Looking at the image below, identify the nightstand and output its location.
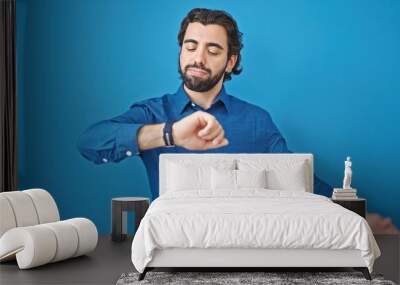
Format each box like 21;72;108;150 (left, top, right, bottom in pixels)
111;197;150;242
331;198;366;218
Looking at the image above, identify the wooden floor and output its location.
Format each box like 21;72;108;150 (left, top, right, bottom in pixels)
0;235;134;285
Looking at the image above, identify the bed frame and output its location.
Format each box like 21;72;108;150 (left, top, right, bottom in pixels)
140;248;371;280
138;153;372;281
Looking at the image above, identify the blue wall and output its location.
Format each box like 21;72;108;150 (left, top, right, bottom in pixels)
17;0;400;234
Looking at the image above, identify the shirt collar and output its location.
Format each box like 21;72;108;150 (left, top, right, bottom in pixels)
171;83;231;116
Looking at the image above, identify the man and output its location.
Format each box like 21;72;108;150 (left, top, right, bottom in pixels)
77;8;332;200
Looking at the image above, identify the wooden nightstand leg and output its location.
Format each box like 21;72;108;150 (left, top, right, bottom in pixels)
354;267;372;280
121;210;128;240
134;202;149;235
112;202;124;241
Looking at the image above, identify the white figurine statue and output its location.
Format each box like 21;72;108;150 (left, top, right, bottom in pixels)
342;156;352;189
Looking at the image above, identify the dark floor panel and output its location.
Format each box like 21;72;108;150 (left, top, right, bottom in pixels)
1;234;398;284
0;235;134;285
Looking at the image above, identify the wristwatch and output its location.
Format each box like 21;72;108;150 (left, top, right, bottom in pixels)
163;120;176;147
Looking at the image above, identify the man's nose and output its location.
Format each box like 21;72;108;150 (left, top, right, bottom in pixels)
194;47;207;66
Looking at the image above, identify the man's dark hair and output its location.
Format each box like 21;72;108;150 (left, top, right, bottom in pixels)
178;8;243;81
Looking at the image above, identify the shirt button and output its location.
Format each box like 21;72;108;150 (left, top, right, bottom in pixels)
126;150;132;157
191;102;196;107
102;158;108;163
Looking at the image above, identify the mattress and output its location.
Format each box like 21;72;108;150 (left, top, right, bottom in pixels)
131;189;380;273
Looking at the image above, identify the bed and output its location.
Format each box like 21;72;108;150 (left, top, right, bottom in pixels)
131;153;381;281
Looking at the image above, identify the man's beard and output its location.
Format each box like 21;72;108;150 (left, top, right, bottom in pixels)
178;60;227;92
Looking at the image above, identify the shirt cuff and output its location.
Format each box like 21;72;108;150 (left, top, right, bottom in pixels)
115;124;145;158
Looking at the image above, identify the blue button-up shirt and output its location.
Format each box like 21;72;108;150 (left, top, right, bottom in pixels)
77;84;332;199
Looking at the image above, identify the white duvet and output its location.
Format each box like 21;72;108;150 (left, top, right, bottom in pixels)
131;189;380;273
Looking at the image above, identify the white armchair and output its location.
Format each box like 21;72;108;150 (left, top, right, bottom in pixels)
0;188;98;269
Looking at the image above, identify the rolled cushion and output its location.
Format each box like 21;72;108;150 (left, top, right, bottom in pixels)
0;189;60;239
0;191;39;228
23;189;60;224
64;218;98;257
41;221;79;262
0;225;57;268
0;196;17;237
0;218;98;269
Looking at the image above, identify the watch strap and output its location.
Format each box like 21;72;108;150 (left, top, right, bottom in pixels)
163;120;175;147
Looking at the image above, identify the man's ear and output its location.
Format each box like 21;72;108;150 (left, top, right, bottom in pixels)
226;54;238;73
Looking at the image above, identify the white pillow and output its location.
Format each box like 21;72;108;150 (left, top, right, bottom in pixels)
211;168;267;190
211;168;236;190
237;169;267;188
266;161;308;191
167;160;235;192
237;159;309;192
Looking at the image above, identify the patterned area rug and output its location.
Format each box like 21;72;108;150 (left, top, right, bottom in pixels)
116;271;396;285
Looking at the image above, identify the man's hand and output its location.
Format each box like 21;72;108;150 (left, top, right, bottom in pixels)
172;111;229;150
